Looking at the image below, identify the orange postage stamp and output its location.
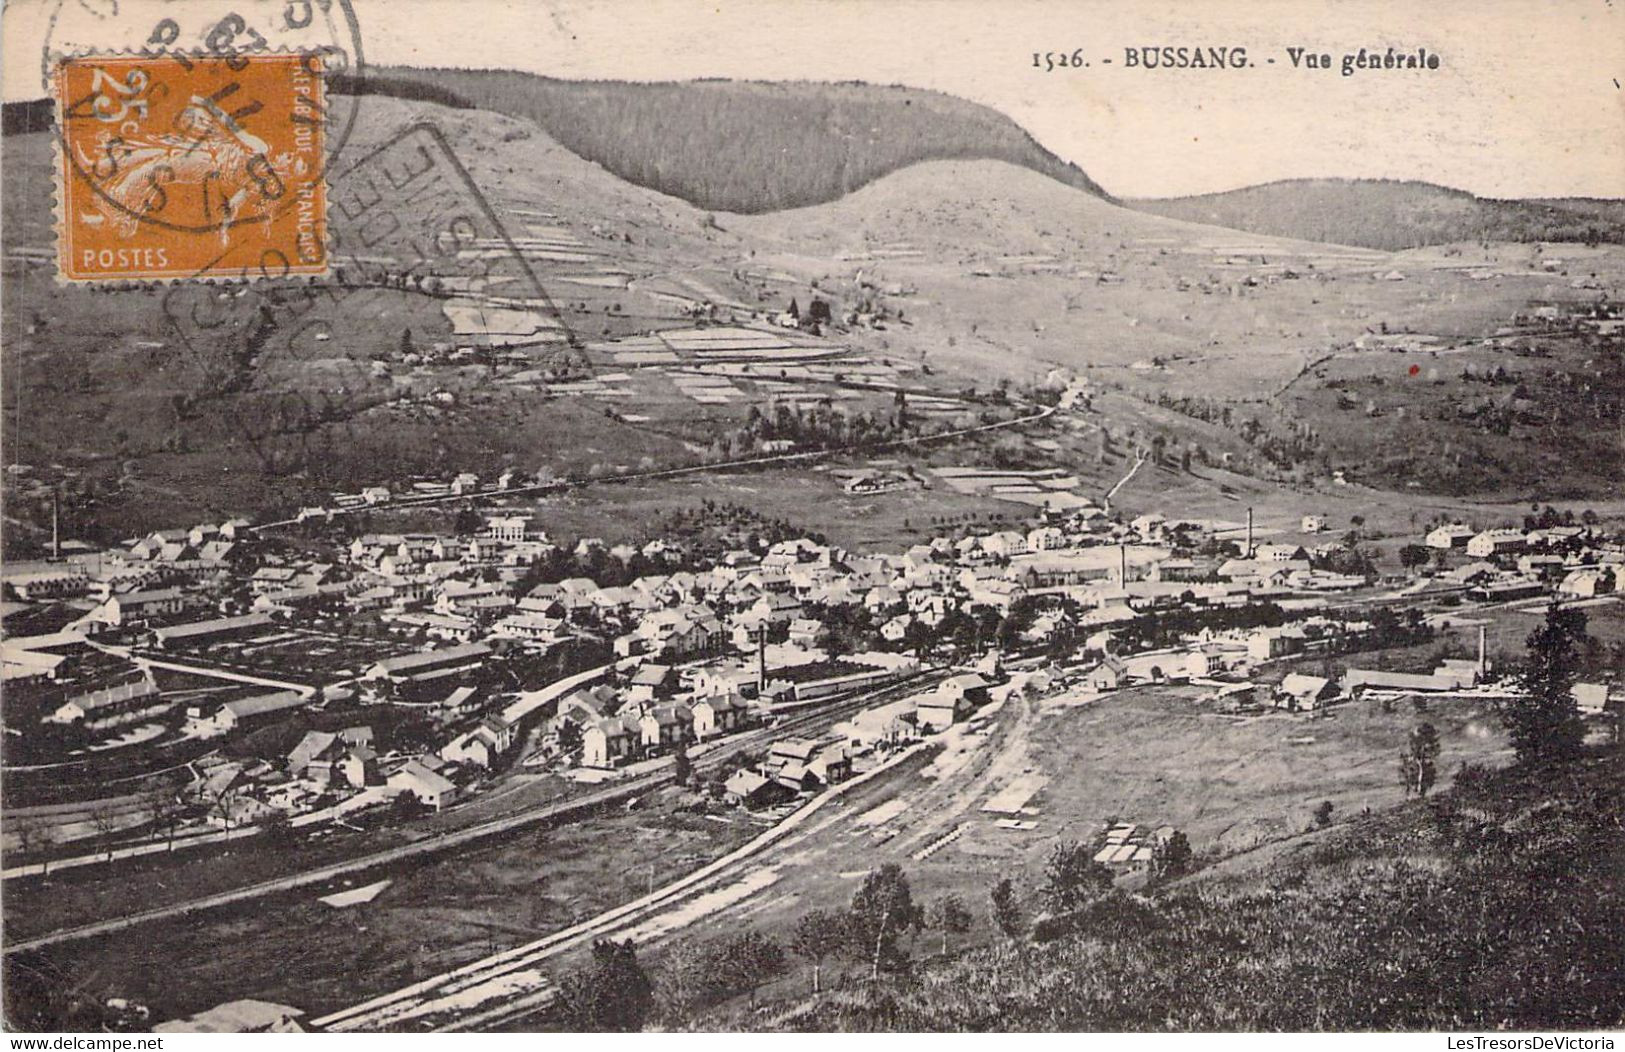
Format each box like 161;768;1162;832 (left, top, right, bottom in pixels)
54;51;327;282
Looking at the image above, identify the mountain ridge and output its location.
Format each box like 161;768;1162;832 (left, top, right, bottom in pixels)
324;68;1113;214
9;76;1622;252
1131;177;1625;251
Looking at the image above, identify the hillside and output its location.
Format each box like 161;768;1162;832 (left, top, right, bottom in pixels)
0;93;755;541
5;86;1624;544
328;69;1111;213
1132;179;1625;251
704;751;1625;1031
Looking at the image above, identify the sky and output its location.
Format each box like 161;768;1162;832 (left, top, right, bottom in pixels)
5;0;1622;200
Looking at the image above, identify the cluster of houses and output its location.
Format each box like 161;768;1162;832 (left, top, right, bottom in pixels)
553;672;754;769
722;736;854;807
1075;615;1382;695
299;469;532;521
1421;521;1619;601
195;704;524;827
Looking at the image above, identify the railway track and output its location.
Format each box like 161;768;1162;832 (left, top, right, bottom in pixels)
315;715;939;1032
6;672;938;958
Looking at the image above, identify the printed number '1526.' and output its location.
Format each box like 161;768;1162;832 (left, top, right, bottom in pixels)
1033;50;1086;71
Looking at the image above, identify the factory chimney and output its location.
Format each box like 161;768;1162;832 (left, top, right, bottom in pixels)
51;490;61;561
757;624;767;693
1119;543;1128;585
1245;506;1254;557
1478;623;1488;678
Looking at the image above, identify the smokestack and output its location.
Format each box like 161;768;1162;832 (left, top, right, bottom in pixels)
51;490;61;561
1478;624;1487;677
757;624;767;693
1119;543;1128;585
1246;507;1254;557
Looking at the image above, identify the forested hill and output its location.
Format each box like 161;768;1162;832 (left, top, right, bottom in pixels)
326;69;1112;213
1132;178;1625;251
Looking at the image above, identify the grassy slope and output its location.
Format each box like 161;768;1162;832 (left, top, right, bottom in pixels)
708;749;1625;1031
328;69;1111;213
0;94;749;543
1132;179;1625;251
5;90;1624;544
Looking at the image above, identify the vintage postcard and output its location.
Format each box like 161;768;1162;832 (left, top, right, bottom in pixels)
1;0;1621;1040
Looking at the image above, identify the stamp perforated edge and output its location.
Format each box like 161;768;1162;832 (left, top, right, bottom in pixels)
49;46;334;287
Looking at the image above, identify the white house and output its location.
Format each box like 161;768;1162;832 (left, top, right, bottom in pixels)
1278;673;1334;711
1247;626;1304;661
1559;567;1615;599
189;691;306;737
582;716;637;768
1026;526;1067;552
48;676;168;731
692;693;750;739
388;758;460;810
94;587;188;626
1426;524;1476;549
439;716;516;769
1466;529;1528;559
1085;656;1128;691
981;531;1027;559
638;704;691;753
483;516;534;543
880;614;913;644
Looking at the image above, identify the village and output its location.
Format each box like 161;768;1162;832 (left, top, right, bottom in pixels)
3;450;1621;883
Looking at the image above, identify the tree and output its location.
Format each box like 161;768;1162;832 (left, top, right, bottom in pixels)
848;863;922;980
259;808;297;847
142;785;183;851
454;505;483;535
1502;601;1587;766
1151;830;1193;880
789;909;848;994
89;805;121;862
1040;839;1113;914
672;741;693;786
390;791;425;822
719;930;786;1006
1399;544;1432;573
556;720;584;755
1312;800;1335;829
209;785;240;831
12;818;55;875
902;618;933;659
555;939;654;1031
927;894;972;955
988;877;1024;942
1400;721;1442;797
656;938;714;1016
